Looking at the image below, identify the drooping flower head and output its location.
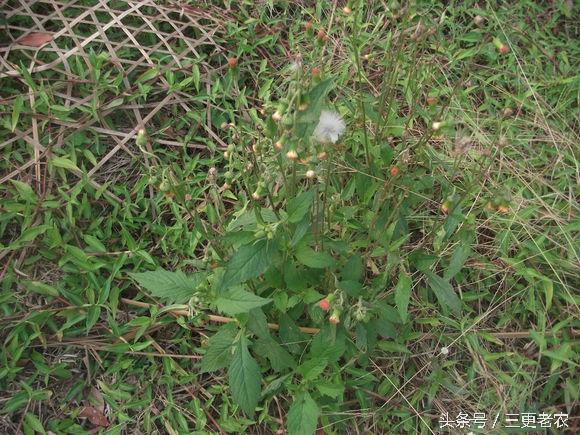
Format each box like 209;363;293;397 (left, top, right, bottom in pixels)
312;110;346;144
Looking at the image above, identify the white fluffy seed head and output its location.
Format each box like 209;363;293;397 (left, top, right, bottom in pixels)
305;170;316;179
312;110;346;144
432;121;442;131
440;347;449;355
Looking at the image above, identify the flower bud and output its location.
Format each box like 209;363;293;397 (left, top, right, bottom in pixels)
318;298;331;311
274;135;286;150
426;96;437;106
305;169;316;179
497;204;509;214
304;21;313;31
286;149;298;160
228;57;238;68
493;37;508;54
440;201;451;214
473;15;485;26
342;6;351;15
329;311;340;324
252;191;261;200
136;128;147;147
432;121;443;131
316;29;328;43
317;151;327;161
272;111;282;122
312;66;321;77
390;166;399;177
502;107;514;117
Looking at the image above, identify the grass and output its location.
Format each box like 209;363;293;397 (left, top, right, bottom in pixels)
0;0;578;433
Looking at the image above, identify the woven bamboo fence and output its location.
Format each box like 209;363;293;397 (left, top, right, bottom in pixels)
0;0;229;201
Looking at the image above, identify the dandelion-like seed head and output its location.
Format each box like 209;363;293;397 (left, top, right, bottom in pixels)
289;60;302;72
312;110;346;144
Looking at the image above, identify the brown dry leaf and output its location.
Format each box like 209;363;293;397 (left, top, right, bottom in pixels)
79;406;109;428
17;32;53;47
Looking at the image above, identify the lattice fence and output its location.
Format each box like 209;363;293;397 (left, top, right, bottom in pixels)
0;0;231;202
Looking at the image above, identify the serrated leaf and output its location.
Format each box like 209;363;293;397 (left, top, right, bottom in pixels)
222;239;274;289
228;336;261;416
278;314;307;354
317;382;344;399
136;67;158;83
51;156;80;172
11;180;37;203
254;337;296;372
22;280;59;297
295;244;334;269
394;271;411;323
18;225;50;244
297;357;327;380
286;190;314;223
201;323;237;373
246;308;270;339
215;287;271;316
287;392;319;435
129;269;205;303
425;271;462;317
24;412;45;434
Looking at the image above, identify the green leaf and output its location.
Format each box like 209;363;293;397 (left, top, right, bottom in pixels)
295;244;334;269
228;336;261;416
425;271;462;317
317;382;344;399
394;271;411;323
287;392;319;435
22;280;59;297
215;287;271;316
11;95;23;132
222;239;274;289
11;180;37;202
136;67;159;83
129;269;205;303
192;63;201;90
297;357;328;380
444;243;471;280
201;323;237;373
294;79;333;138
246;308;270;339
51;156;80;172
286;190;314;223
24;412;45;434
18;225;50;244
254;337;296;372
